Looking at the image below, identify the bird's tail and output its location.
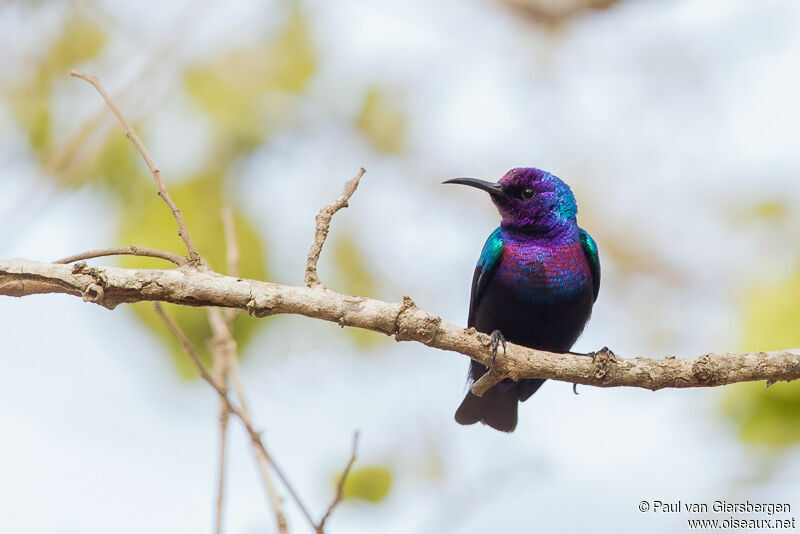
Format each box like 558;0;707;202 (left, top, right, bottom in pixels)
454;361;544;432
454;385;519;432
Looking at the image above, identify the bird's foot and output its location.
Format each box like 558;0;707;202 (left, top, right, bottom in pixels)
589;346;616;363
489;329;506;369
569;346;616;362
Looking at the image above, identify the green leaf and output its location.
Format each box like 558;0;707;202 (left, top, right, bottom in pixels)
355;87;406;154
722;267;800;448
340;466;392;503
118;173;269;378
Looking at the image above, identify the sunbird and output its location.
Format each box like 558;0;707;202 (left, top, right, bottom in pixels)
444;167;600;432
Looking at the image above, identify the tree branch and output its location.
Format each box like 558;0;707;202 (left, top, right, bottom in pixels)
3;258;798;391
15;65;789;534
470;369;503;397
305;168;366;288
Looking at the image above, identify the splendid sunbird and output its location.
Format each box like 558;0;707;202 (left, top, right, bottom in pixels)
444;167;600;432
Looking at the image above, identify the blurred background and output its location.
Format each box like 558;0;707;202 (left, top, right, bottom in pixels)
1;0;799;532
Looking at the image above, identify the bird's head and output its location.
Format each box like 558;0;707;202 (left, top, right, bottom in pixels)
444;167;577;233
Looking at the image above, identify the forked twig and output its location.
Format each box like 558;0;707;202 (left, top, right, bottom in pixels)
207;307;289;534
154;303;311;533
69;69;296;532
305;168;366;287
70;70;201;264
66;70;369;534
317;431;360;532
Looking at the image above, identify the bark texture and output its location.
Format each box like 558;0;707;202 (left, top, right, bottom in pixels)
3;257;798;391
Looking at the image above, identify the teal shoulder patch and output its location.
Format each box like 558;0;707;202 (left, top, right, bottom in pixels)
477;227;503;285
579;228;600;301
467;227;504;326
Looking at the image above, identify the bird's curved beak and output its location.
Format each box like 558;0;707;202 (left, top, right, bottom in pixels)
442;178;506;197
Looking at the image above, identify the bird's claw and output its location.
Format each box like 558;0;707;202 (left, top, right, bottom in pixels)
568;346;616;361
588;346;615;363
489;329;506;369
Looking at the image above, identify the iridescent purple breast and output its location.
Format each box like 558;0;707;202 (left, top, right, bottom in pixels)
494;230;592;302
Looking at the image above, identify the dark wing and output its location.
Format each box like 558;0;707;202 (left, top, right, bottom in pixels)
579;228;600;302
467;227;504;328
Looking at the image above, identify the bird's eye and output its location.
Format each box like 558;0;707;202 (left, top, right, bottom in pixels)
521;188;536;200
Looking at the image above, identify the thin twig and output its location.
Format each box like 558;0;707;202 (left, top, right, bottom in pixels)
213;206;240;534
210;312;231;534
154;303;312;533
54;246;187;266
208;308;289;534
227;348;289;534
215;410;229;534
44;0;214;185
251;446;289;534
214;383;229;534
70;70;201;264
317;431;360;532
305;168;366;288
221;207;240;325
221;207;240;280
153;303;226;392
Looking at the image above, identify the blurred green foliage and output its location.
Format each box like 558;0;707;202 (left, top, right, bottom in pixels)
184;4;316;151
355;87;406;154
6;0;405;376
46;14;107;74
731;200;790;222
11;13;107;154
332;234;386;349
13;88;50;153
340;465;393;503
119;173;268;378
722;267;800;448
57;127;152;195
749;201;788;220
